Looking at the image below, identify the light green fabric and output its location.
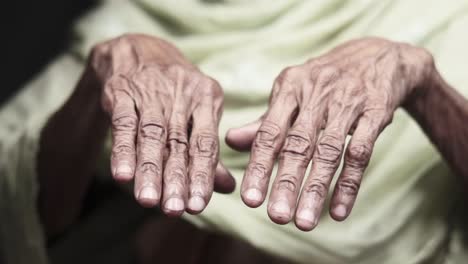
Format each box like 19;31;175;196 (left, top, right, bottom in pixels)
1;0;468;263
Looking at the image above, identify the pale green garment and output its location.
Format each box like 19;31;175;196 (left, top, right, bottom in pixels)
1;0;468;263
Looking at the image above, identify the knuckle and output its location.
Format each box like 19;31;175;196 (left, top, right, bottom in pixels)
198;77;222;97
139;161;160;175
191;171;210;187
283;130;311;155
165;166;186;184
167;63;186;75
254;121;281;153
104;76;131;104
278;66;293;79
105;75;125;90
112;144;134;156
346;144;372;168
168;127;188;153
139;121;165;142
282;66;303;78
275;66;305;89
277;174;298;192
281;129;312;164
114;34;136;48
345;76;363;93
378;91;392;111
366;110;392;128
190;133;218;158
90;44;112;77
315;134;344;165
316;65;340;86
336;177;361;196
112;114;138;132
334;75;363;98
117;33;136;40
90;42;109;60
303;180;328;199
204;76;220;89
247;162;268;179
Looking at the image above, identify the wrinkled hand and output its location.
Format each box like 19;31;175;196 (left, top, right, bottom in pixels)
226;37;433;230
89;34;234;216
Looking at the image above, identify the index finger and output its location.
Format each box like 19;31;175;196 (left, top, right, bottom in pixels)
241;89;297;207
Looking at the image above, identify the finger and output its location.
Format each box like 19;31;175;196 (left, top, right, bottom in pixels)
187;102;219;214
161;110;189;216
214;162;236;194
241;89;297;208
225;118;262;151
134;103;166;208
108;78;138;182
266;67;337;224
267;107;321;224
295;84;363;231
329;113;384;221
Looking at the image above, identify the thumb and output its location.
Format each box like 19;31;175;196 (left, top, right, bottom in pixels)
225;118;262;152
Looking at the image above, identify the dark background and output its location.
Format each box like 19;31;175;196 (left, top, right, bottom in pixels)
2;1;96;106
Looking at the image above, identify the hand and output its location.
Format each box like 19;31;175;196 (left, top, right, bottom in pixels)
226;37;434;230
89;34;235;216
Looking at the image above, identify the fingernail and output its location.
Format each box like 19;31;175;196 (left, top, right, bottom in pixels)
165;197;184;212
116;163;133;180
138;187;158;204
333;204;347;219
297;209;315;222
244;188;262;203
296;209;318;230
270;200;291;217
188;196;206;212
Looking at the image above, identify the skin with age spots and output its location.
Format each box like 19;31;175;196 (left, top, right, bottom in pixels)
90;34;233;216
227;37;439;230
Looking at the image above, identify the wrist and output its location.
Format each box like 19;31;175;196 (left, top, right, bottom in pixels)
402;55;439;118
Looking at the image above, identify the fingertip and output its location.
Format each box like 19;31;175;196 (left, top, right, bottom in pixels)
330;204;348;221
241;188;264;208
225;119;262;151
137;186;160;208
162;197;185;217
113;163;134;182
295;209;318;231
114;174;134;183
214;163;236;194
214;177;236;194
267;200;292;225
225;128;252;151
186;196;206;214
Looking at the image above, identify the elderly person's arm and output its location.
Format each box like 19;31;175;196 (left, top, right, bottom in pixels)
404;66;468;182
38;34;235;237
226;37;468;231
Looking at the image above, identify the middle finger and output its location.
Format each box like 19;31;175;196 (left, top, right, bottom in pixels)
295;79;364;230
241;85;298;208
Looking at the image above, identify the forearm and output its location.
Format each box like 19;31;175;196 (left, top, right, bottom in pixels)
405;66;468;184
37;66;109;237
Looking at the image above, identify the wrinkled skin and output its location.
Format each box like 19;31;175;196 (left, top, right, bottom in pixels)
39;33;467;237
90;34;234;216
226;37;434;230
